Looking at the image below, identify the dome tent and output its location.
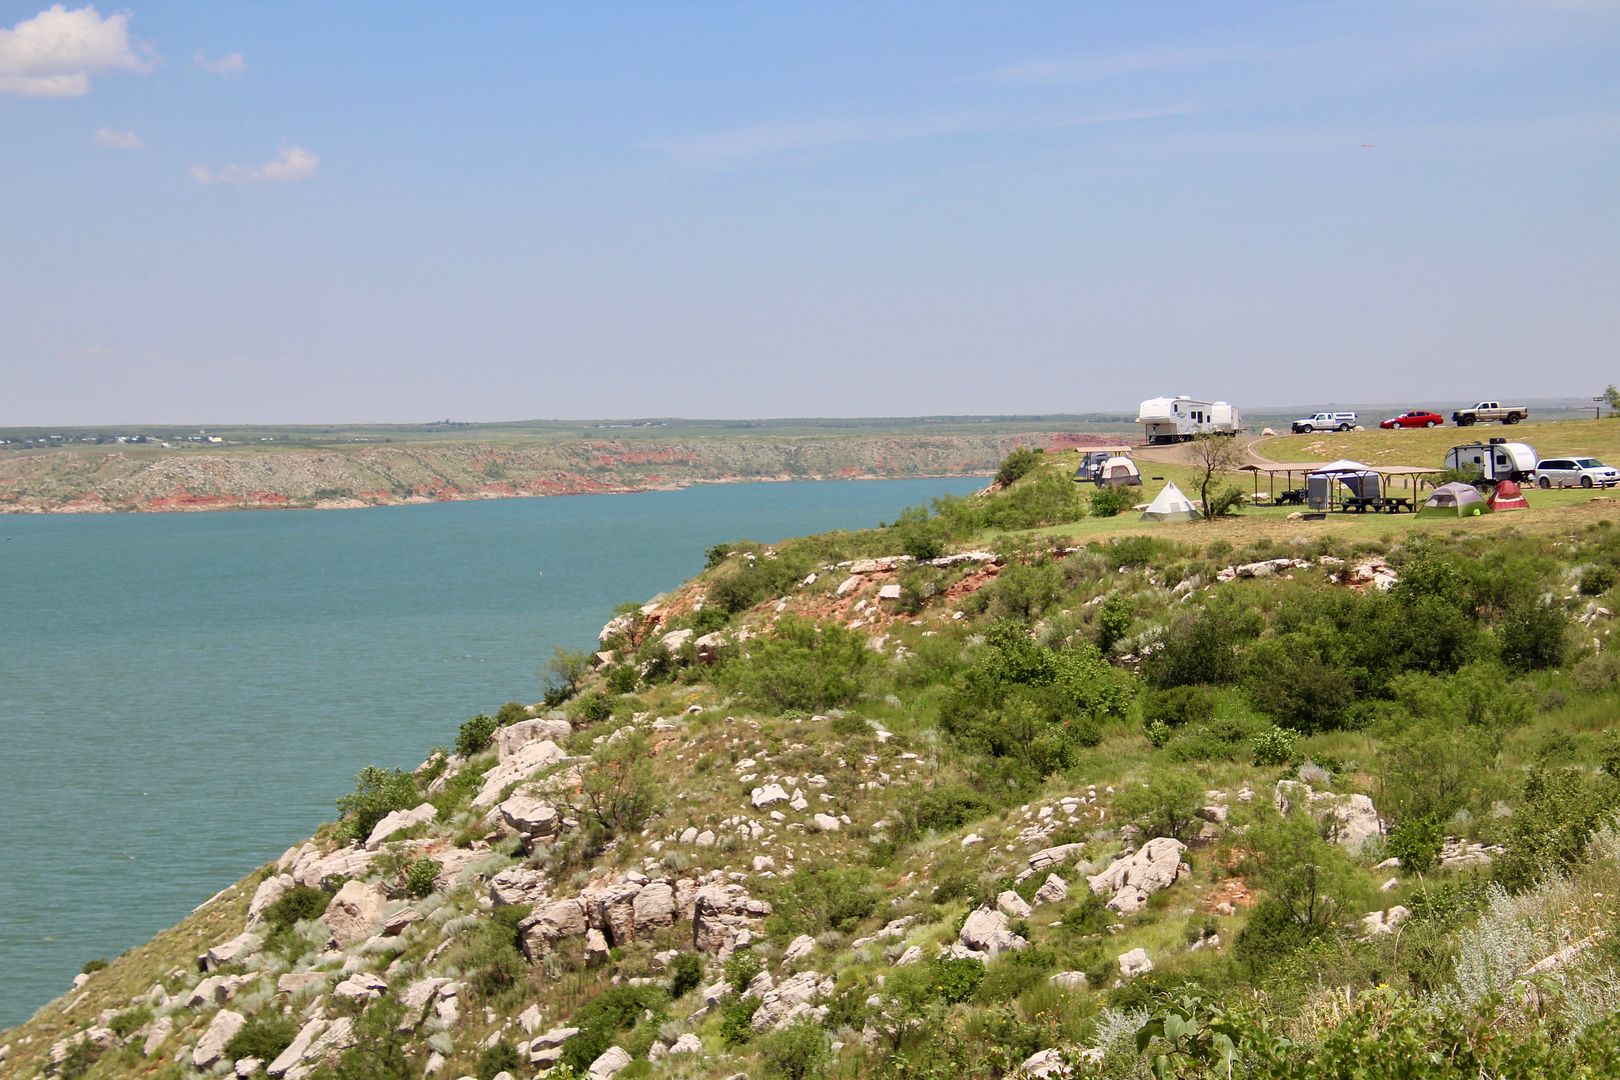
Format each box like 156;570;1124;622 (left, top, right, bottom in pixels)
1140;480;1201;522
1488;479;1529;512
1417;481;1489;517
1097;456;1142;488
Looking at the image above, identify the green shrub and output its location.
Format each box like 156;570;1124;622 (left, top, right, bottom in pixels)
1143;601;1258;689
1089;486;1132;518
336;766;419;842
604;664;638;693
719;995;761;1047
1141;685;1217;730
1496;767;1619;890
768;866;878;938
108;1006;152;1038
475;1040;523;1080
1497;595;1569;671
995;447;1044;487
404;858;439;899
458;905;528;1001
264;884;330;929
225;1013;300;1064
455;713;498;757
580;730;663;846
574;691;613;724
318;997;414;1080
897;781;993;836
1385;816;1444;873
79;958;108;975
892;506;950;562
1580;564;1616;596
975;947;1054;1003
725;951;764;994
1165;715;1265;762
986;560;1066;622
1244;639;1356;733
1113;768;1205;843
495;701;529;725
561;985;670;1070
1251;726;1299;767
757;1019;830;1080
720;617;875;712
1095;592;1133;651
670;953;704;998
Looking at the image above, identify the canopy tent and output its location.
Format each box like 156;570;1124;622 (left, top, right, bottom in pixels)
1418;482;1489;517
1311;460;1382;503
1097;456;1142;487
1488;479;1529;512
1140;480;1201;522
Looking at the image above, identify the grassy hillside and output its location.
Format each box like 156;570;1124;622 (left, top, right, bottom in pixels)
1261;417;1620;470
6;452;1620;1079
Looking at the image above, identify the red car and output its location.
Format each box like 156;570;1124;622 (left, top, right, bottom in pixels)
1379;410;1444;429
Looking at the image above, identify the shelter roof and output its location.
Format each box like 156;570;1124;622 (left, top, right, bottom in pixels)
1238;462;1446;477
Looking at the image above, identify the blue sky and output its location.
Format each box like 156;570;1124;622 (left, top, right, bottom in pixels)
2;1;1618;424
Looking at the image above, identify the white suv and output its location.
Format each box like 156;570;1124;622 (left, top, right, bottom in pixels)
1534;457;1620;489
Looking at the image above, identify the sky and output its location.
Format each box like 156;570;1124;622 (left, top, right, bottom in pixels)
2;1;1618;425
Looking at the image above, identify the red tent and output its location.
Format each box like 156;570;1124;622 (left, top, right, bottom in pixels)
1489;479;1529;512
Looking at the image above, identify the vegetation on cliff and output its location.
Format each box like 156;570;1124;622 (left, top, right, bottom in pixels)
7;443;1620;1079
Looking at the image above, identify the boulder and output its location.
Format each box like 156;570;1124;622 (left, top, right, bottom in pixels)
588;1045;632;1080
692;884;771;958
752;783;790;809
1087;837;1187;915
877;584;903;601
497;794;562;849
323;880;387;948
364;802;437;850
1118;948;1154;978
1032;874;1069;906
752;970;834;1032
489;866;551;908
997;891;1032;919
783;934;817;963
201;931;260;972
669;1033;702;1055
1028;843;1086;872
1361;906;1410;937
587;880;643;946
495;717;572;760
530;1026;580;1068
632;881;678;937
958;906;1029;958
142;1015;173;1057
1329;794;1380;852
812;813;841;832
521;898;589;958
1022;1048;1069;1078
267;1018;326;1077
471;739;568;809
1050;971;1087;990
333;972;388;1002
276;972;327;996
290;844;377;889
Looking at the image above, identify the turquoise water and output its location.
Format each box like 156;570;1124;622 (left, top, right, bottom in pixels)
0;477;983;1028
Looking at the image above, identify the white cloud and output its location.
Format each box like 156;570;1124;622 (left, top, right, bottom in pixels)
192;49;245;75
190;143;320;185
0;4;158;98
93;125;142;149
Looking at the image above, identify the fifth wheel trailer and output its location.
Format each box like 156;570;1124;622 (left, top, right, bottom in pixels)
1136;396;1243;444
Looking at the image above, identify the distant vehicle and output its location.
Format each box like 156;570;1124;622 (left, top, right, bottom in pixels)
1135;396;1242;444
1291;411;1358;434
1534;457;1620;489
1445;438;1538;484
1380;410;1444;430
1451;401;1529;426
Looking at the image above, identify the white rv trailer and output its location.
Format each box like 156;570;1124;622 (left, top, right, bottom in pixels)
1136;396;1242;444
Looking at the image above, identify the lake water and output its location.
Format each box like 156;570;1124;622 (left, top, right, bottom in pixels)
0;476;983;1029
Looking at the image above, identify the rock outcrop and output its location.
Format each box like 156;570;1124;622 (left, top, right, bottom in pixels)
1087;838;1187;915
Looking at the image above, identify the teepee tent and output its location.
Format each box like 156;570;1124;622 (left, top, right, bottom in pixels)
1140;480;1201;522
1417;481;1489;517
1098;456;1142;488
1488;479;1529;512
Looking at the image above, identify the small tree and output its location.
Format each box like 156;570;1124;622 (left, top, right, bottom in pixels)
1605;384;1620;416
1114;768;1206;843
544;646;591;700
1188;433;1243;521
579;730;662;842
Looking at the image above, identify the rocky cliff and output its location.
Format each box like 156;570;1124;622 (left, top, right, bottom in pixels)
0;433;1109;513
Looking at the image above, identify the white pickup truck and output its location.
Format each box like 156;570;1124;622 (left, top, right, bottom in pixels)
1290;411;1357;433
1451;401;1529;426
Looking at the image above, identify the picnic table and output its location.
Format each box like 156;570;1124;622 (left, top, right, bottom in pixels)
1275;488;1308;506
1340;496;1414;514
